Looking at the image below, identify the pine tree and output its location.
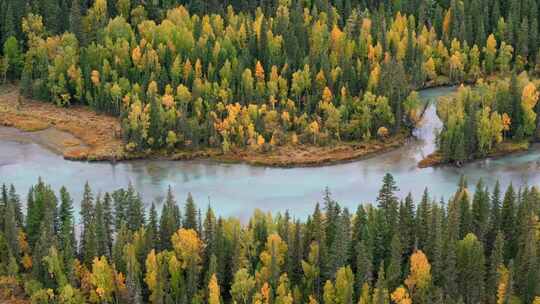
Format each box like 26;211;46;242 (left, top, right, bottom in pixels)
102;193;114;253
80;182;97;266
376;174;399;261
472;179;490;243
147;202;159;250
372;262;389;304
184;193;198;230
203;205;216;277
443;199;459;300
32;183;58;285
58;186;75;275
3;192;19;259
510;73;524;138
514;213;539;303
160;187;181;250
416;188;431;250
386;234;402;290
399;193;416;258
458;189;472;239
8;185;23;227
351;205;368;273
94;196;111;258
501;183;517;261
126;184;145;231
26;182;44;247
517;17;529;59
290;219;303;287
113;188;128;231
487;231;505;304
486;181;502;255
428;201;444;286
112;223;131;274
457;234;485;304
310;203;329;284
355;240;373;292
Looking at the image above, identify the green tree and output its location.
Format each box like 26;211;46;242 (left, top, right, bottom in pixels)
457;234;486;304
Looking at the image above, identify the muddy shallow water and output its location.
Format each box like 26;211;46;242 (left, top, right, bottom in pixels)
2;86;540;219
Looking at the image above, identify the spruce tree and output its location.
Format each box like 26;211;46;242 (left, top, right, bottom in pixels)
457;234;486;304
351;205;368;273
160;186;181;250
79;182;97;266
428;201;444;286
486;181;502;255
8;185;23;227
126;184;145;231
472;179;490;243
416;188;431;251
376;174;399;260
147;202;159;250
184;193;198;230
399;193;416;258
458;189;472;239
102;193;114;253
372;262;389;304
386;234;402;290
310;203;329;289
32;183;58;285
3;194;19;260
514;214;539;303
487;231;505;304
501;183;517;261
58;186;75;274
355;240;373;291
94;196;111;258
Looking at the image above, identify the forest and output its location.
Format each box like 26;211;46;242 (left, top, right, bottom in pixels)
1;0;539;156
434;72;539;163
0;174;539;303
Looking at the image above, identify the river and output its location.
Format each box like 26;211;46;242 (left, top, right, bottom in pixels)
2;86;540;219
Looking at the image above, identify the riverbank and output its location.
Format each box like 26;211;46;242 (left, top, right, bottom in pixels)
418;140;530;168
0;85;411;167
0;85;125;161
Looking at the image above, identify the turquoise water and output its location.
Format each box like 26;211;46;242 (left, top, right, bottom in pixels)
2;86;540;219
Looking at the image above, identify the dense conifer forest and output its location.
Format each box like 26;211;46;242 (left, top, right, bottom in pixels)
1;0;540;302
0;175;539;303
2;0;540;157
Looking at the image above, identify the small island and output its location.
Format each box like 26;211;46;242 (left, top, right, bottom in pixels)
419;73;539;168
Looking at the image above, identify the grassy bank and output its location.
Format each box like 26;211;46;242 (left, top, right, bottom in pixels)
0;85;125;161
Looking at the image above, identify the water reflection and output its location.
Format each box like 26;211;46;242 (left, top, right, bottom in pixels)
2;86;540;219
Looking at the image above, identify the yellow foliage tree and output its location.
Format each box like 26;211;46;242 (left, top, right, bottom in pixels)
90;256;115;303
405;250;432;301
322;87;333;104
308;120;320;144
367;64;380;91
208;274;221;304
496;265;510;304
377;126;389;139
391;286;412;304
258;234;288;285
255;61;265;82
521;82;539;136
171;229;202;268
423;57;437;81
